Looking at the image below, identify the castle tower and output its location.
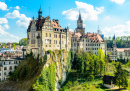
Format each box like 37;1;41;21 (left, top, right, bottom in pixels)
38;6;42;20
75;11;85;36
113;34;117;55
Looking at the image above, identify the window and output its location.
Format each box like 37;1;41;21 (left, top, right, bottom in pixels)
4;67;7;70
99;44;100;46
15;66;17;69
9;62;11;64
0;68;1;71
4;72;6;75
56;34;57;38
54;40;55;44
0;73;1;76
56;40;57;44
62;35;63;38
74;43;76;46
49;45;51;47
59;35;61;38
9;66;12;70
38;40;40;44
49;33;51;37
49;40;51;44
31;40;35;44
46;45;47;47
28;34;29;38
46;33;48;37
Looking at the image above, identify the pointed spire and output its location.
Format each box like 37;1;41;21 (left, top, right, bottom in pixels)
113;34;115;40
78;10;82;20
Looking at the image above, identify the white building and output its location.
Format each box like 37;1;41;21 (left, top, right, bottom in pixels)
107;35;130;61
70;12;107;55
0;56;22;81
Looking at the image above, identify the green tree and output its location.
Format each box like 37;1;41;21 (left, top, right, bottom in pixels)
19;38;27;46
97;49;105;76
12;44;16;50
114;63;128;89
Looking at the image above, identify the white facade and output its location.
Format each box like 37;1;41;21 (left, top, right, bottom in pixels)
0;58;22;81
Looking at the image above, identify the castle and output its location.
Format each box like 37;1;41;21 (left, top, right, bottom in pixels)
27;7;129;62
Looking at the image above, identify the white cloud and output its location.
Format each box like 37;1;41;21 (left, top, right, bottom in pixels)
16;6;20;10
0;1;8;10
69;29;74;32
5;10;31;28
110;0;125;4
0;18;8;24
102;21;130;37
3;24;9;29
5;10;20;18
104;16;110;20
62;1;104;21
0;25;19;42
16;14;31;28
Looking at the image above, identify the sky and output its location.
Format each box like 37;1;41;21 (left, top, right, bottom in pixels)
0;0;130;42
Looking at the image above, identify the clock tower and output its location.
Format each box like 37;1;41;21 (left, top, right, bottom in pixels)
76;11;85;36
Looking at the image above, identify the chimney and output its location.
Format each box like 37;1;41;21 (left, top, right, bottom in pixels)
53;19;55;22
55;19;59;24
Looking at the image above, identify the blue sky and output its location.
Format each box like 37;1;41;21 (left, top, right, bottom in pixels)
0;0;130;42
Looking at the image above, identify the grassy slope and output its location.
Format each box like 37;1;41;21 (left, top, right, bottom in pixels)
60;62;130;91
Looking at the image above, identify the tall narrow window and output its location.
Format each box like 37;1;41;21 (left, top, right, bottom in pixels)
46;33;47;37
49;33;51;37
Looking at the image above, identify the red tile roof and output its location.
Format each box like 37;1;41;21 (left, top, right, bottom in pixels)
69;32;104;43
117;48;130;52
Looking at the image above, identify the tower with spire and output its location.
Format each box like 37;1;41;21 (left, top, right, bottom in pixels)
75;10;85;36
38;5;42;20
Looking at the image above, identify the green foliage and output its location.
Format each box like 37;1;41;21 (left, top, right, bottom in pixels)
127;57;130;67
105;36;130;48
114;62;128;89
33;64;56;91
87;75;95;81
10;51;43;81
12;43;16;50
19;38;27;46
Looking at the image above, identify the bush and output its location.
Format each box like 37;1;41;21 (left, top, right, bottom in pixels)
87;75;95;81
66;81;72;88
73;81;79;86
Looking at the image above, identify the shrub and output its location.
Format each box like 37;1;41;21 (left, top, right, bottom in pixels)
87;75;95;81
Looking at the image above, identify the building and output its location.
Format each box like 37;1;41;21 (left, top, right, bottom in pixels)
0;55;22;81
27;7;71;56
107;35;130;61
103;75;114;88
70;12;107;55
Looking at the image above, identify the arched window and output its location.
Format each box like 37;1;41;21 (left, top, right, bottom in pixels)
4;67;7;70
15;66;17;69
9;66;12;70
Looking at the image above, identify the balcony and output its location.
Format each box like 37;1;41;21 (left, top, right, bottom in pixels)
37;36;40;39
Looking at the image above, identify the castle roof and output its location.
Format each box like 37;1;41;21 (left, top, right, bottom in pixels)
70;32;105;43
116;48;130;52
27;17;67;34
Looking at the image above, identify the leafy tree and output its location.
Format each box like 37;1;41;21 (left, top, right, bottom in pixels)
19;38;27;46
114;63;128;89
97;49;105;76
12;44;16;50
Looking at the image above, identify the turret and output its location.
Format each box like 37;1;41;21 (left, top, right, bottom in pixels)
38;6;42;20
